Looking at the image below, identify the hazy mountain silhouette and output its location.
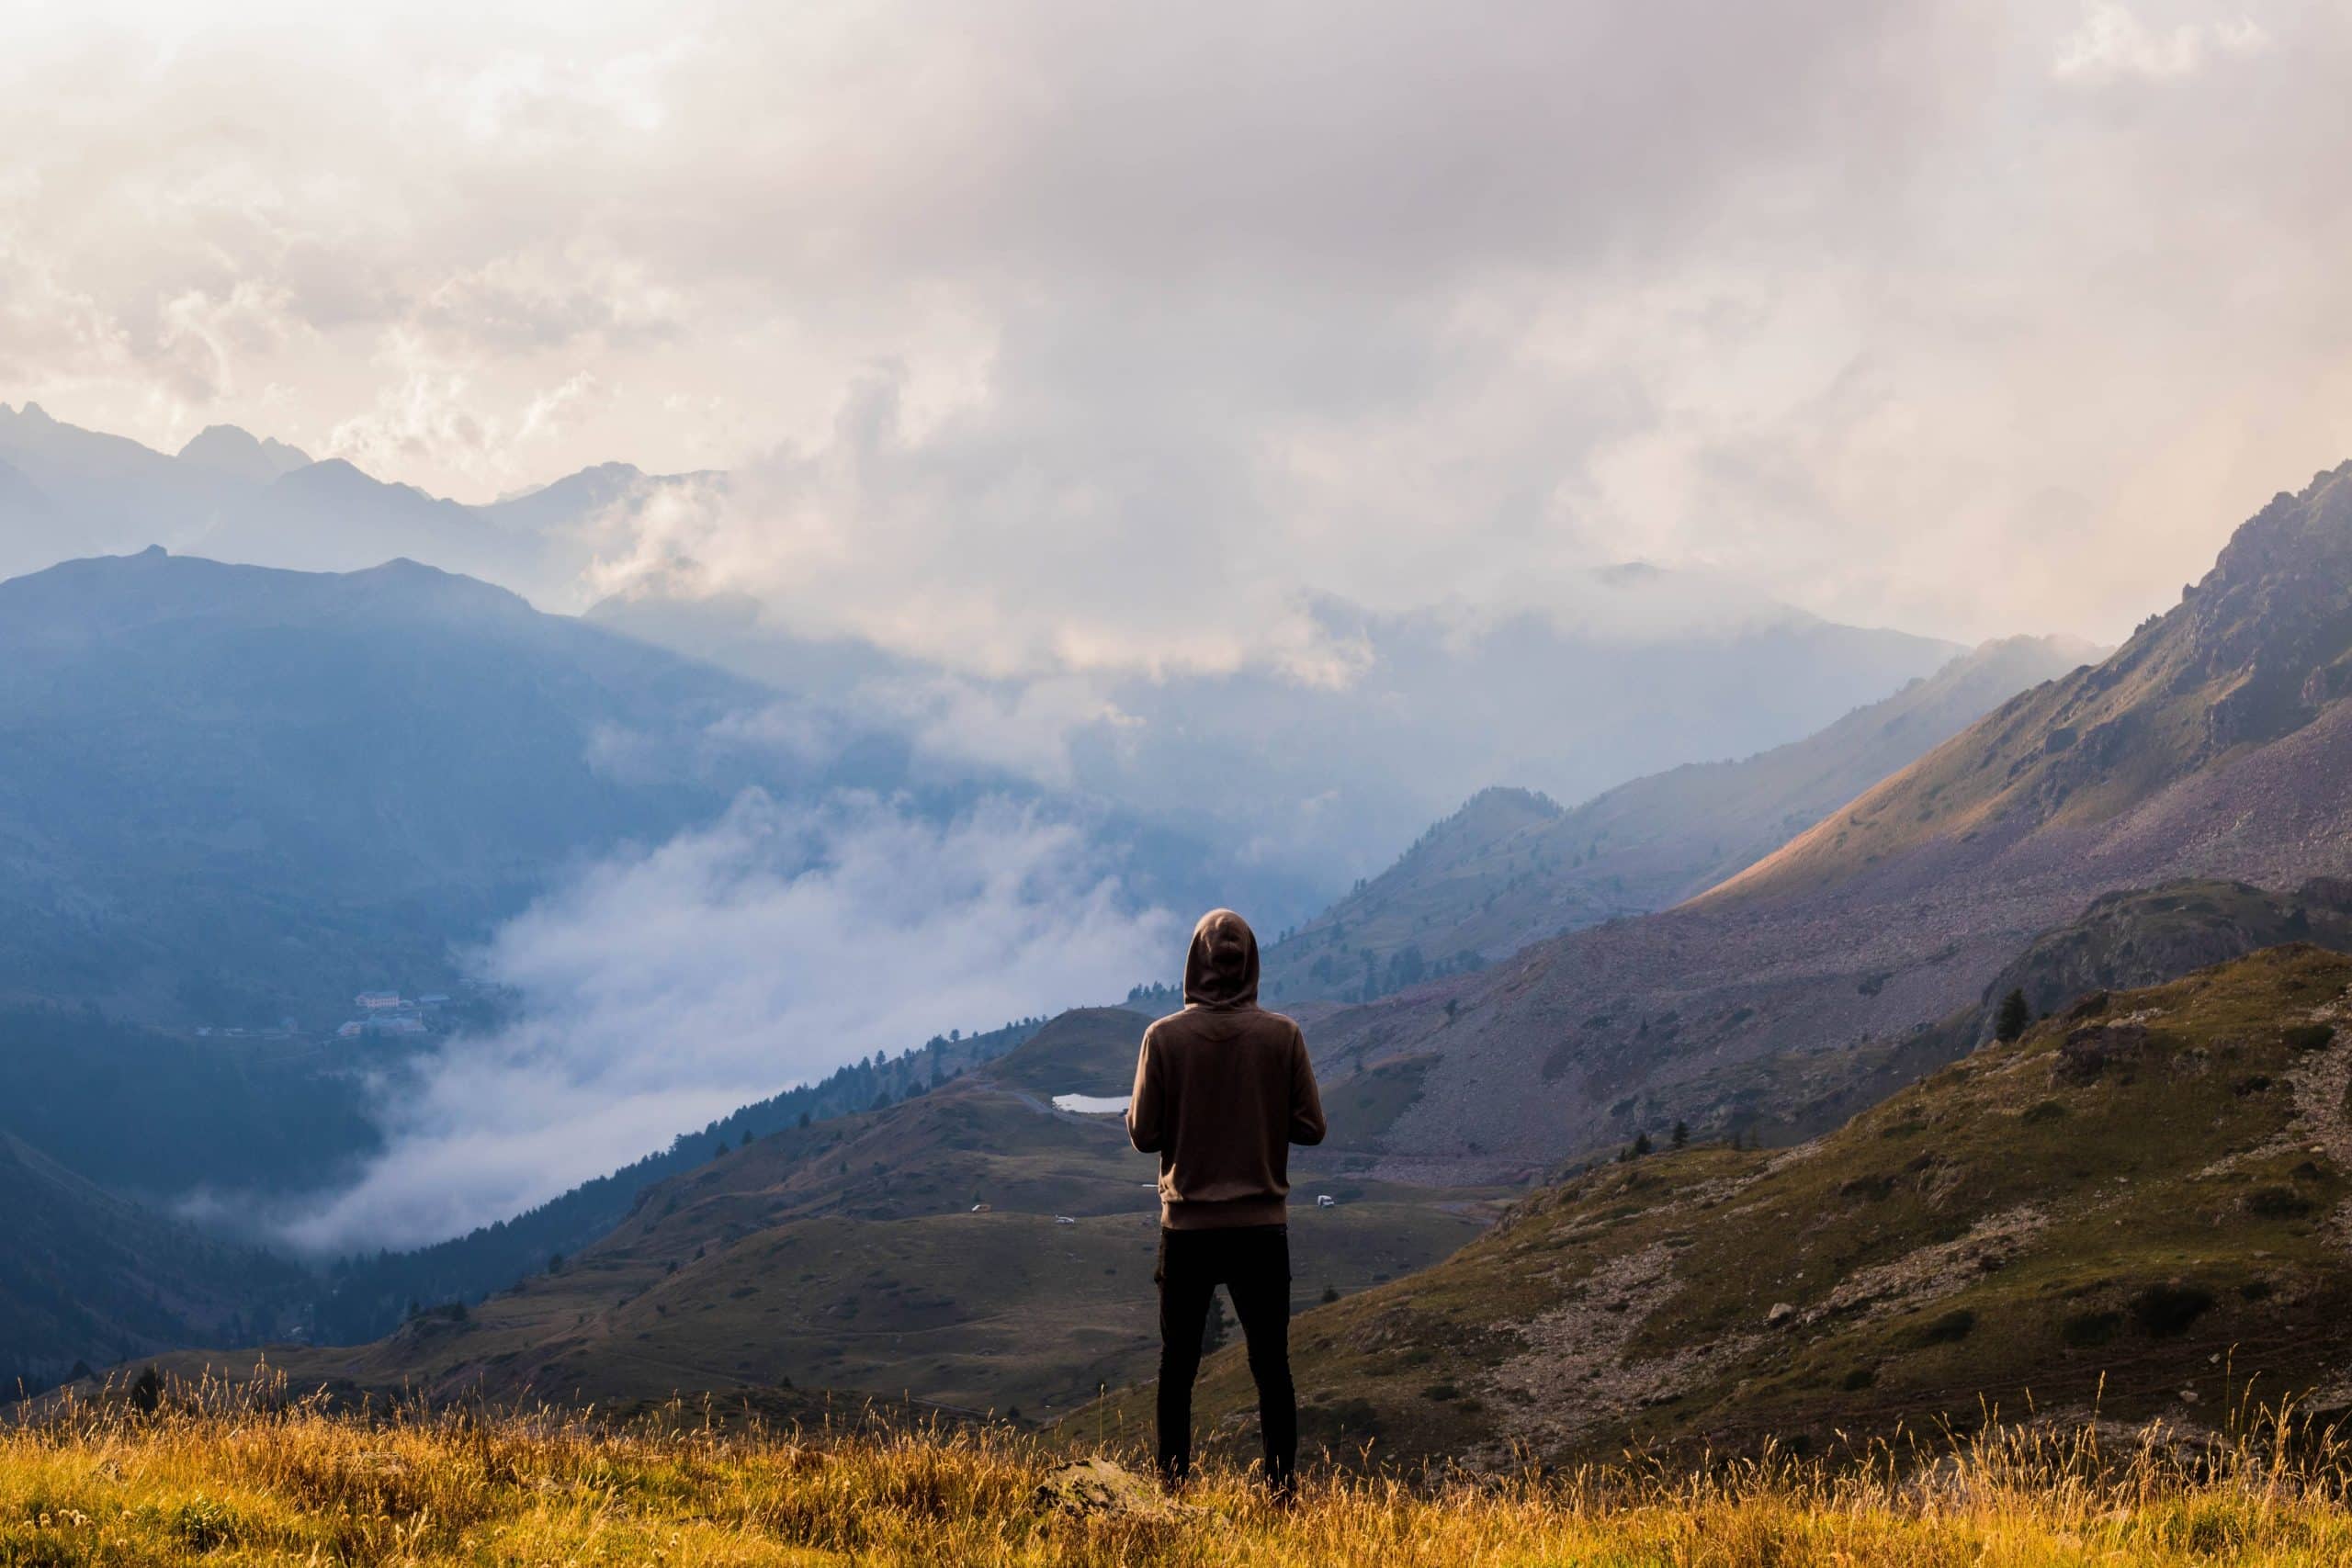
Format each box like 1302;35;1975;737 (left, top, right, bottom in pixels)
595;584;1969;887
1262;635;2095;1001
0;547;851;1024
176;424;312;483
0;405;1975;894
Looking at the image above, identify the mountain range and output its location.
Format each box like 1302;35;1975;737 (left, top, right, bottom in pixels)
1260;634;2096;1001
3;401;1977;892
21;415;2352;1449
1297;460;2352;1179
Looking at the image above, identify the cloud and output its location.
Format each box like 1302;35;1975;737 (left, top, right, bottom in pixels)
6;1;2352;655
2052;3;2268;83
267;790;1175;1253
863;672;1139;789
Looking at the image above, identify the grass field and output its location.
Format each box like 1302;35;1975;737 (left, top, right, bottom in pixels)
8;1372;2352;1565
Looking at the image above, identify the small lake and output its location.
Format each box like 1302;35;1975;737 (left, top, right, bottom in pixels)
1052;1093;1130;1115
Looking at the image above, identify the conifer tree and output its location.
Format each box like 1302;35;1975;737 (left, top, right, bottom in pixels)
1996;987;2031;1043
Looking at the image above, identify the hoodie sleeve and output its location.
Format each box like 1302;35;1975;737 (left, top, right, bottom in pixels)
1126;1027;1164;1154
1287;1022;1327;1147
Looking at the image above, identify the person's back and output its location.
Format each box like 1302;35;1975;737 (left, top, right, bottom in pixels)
1127;908;1324;1494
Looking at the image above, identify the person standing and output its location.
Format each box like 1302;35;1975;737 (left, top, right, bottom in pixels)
1126;908;1326;1494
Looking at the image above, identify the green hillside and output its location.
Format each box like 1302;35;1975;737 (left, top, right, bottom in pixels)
0;1135;307;1391
1141;945;2352;1466
171;1009;1501;1416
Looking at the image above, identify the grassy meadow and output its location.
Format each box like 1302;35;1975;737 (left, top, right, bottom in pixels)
6;1372;2352;1565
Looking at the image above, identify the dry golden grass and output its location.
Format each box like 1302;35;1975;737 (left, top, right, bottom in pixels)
6;1371;2352;1565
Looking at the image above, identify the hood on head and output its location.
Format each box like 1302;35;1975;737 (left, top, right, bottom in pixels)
1182;908;1260;1009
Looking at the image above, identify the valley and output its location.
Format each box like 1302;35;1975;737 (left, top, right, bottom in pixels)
14;423;2352;1495
155;1010;1505;1416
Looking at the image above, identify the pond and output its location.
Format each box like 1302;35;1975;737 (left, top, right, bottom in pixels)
1052;1093;1130;1115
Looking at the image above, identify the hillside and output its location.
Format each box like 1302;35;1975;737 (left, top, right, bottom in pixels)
1148;945;2352;1466
1297;463;2352;1176
1713;462;2352;905
0;547;888;1024
178;1008;1502;1416
0;1134;307;1392
307;1013;1049;1344
1262;636;2090;1002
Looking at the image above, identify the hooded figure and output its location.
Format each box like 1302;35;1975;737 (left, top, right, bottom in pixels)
1127;908;1325;1494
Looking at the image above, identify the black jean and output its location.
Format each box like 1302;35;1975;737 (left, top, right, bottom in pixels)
1154;1224;1295;1487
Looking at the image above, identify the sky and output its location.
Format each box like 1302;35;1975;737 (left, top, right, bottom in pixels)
6;0;2352;665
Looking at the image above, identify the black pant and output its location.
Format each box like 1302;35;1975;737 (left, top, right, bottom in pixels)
1154;1224;1295;1487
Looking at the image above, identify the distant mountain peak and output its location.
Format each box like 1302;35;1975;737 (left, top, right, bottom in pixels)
176;423;312;482
270;457;436;506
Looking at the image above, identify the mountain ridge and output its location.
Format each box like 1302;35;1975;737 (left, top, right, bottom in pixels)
1297;461;2352;1179
1261;635;2093;1002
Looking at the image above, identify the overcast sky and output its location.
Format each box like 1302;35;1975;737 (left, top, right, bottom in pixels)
6;0;2350;661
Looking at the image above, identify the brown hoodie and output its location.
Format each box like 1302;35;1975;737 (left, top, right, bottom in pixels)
1126;909;1326;1230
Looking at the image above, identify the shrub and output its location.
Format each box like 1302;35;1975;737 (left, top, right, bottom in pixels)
1841;1367;1877;1392
2130;1282;2215;1337
2020;1100;2067;1125
2245;1187;2315;1220
1917;1309;1977;1346
2063;991;2112;1023
2283;1023;2335;1053
2061;1310;2121;1348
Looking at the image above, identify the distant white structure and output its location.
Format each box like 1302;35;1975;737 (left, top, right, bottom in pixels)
1316;1194;1336;1208
1052;1092;1130;1115
1054;1214;1076;1225
335;1021;363;1038
355;991;401;1010
970;1202;991;1213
